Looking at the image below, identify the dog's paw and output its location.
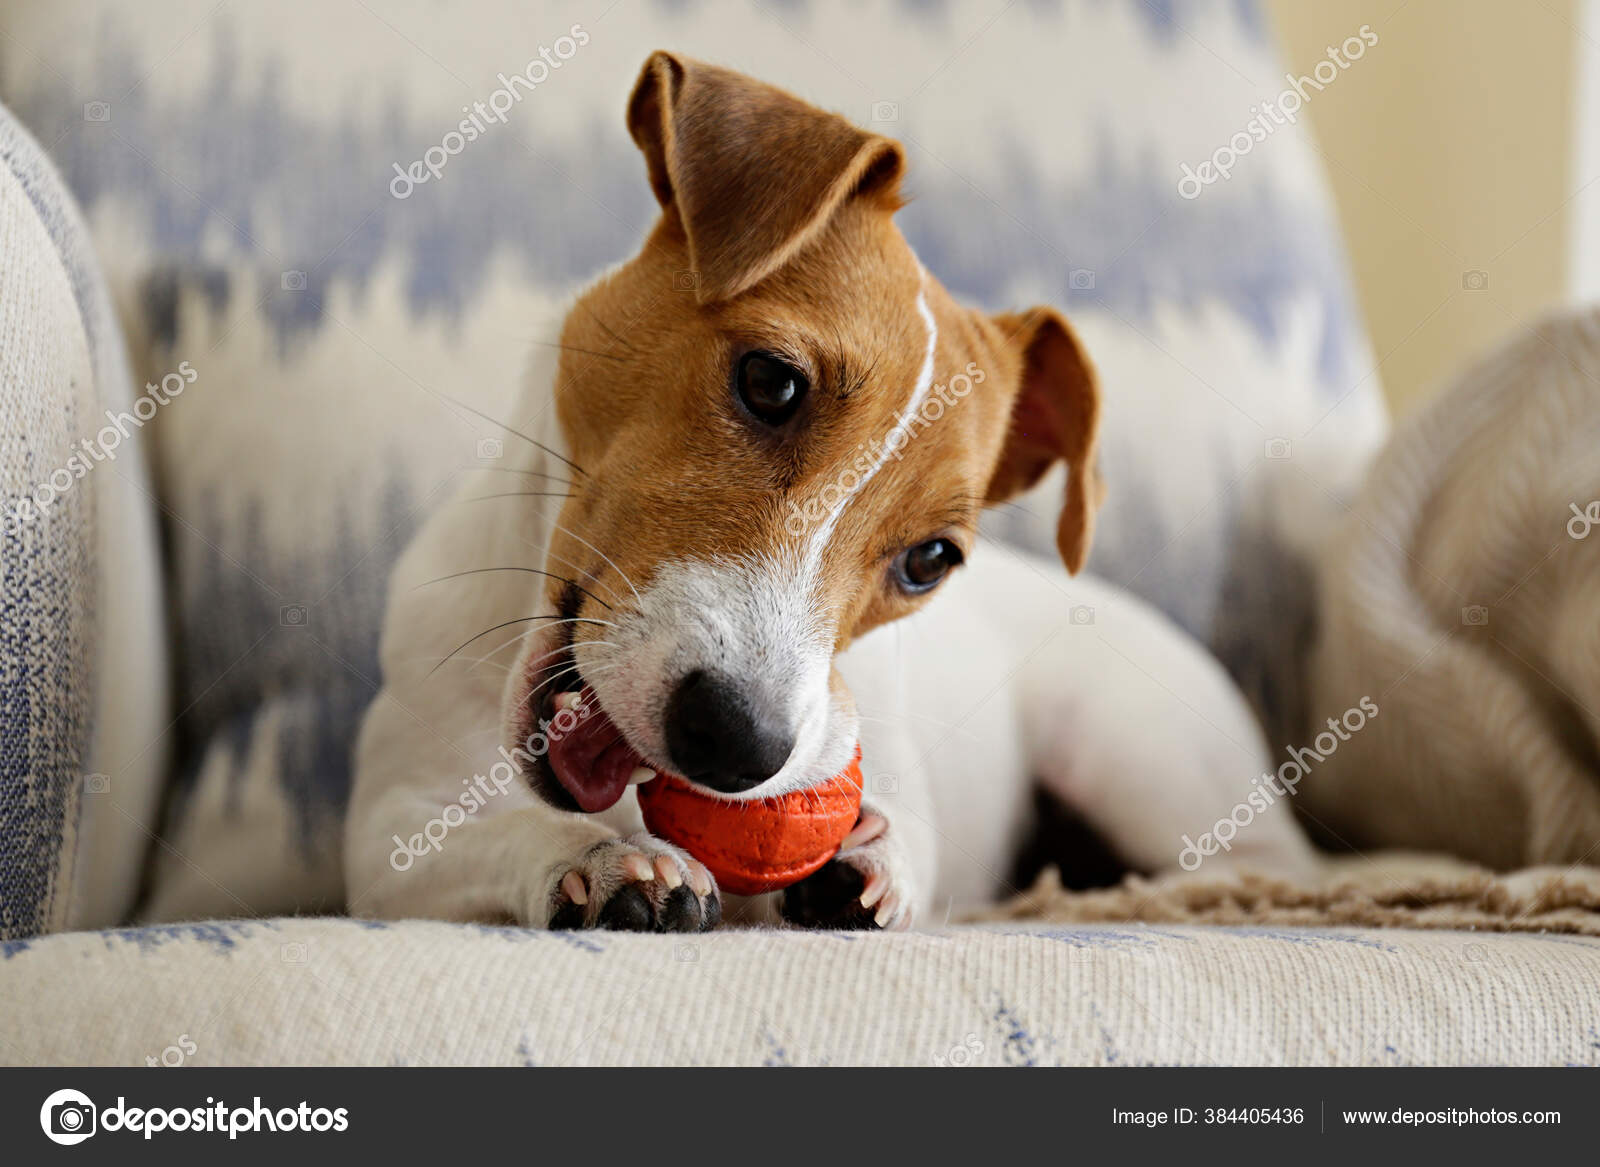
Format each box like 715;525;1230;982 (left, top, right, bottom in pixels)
779;811;914;931
547;834;721;932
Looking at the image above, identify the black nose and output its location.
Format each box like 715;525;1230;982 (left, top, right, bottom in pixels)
664;670;794;792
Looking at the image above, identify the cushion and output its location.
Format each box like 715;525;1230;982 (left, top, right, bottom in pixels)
0;102;168;937
0;0;1386;920
2;920;1595;1065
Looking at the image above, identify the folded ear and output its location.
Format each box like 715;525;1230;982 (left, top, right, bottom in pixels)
626;50;906;302
984;308;1105;575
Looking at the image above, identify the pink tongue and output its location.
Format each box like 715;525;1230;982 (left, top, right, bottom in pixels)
547;695;649;813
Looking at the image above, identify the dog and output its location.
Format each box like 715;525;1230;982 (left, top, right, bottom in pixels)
346;51;1317;932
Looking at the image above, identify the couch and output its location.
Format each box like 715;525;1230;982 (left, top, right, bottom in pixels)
3;0;1596;1066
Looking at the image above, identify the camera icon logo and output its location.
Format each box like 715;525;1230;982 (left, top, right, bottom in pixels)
1462;269;1489;291
1461;605;1489;626
674;942;699;963
672;269;701;292
871;100;899;122
873;774;899;795
40;1088;97;1145
1264;437;1293;460
476;437;504;461
1068;268;1096;291
281;941;308;963
83;101;110;123
280;605;308;627
281;270;307;292
84;772;111;795
1070;604;1096;626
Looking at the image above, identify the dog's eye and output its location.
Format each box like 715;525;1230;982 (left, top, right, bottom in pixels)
894;539;964;594
736;352;807;426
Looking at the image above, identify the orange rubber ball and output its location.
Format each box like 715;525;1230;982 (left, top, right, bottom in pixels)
637;747;864;895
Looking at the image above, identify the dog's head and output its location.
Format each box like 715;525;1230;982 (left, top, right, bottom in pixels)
506;51;1102;813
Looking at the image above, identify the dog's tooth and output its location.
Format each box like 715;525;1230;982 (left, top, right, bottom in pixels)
554;691;581;710
627;766;656;785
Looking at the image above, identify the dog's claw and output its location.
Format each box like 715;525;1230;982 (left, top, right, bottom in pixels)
686;860;713;898
548;835;720;932
874;891;901;929
858;870;889;909
653;855;682;888
841;813;887;852
780;806;913;931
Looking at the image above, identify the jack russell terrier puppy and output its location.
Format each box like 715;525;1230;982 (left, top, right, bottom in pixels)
347;51;1316;932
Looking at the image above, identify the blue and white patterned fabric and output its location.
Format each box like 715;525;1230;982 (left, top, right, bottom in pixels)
3;921;1597;1065
0;1;1386;921
0;102;168;938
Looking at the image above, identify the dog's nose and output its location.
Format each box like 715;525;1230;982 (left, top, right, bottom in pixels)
664;670;794;792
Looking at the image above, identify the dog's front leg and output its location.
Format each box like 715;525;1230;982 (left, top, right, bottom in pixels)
346;693;721;931
776;709;937;932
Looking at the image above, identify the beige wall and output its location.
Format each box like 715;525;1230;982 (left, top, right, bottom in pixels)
1266;0;1577;417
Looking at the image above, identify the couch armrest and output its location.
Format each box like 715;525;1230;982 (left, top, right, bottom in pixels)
0;101;167;937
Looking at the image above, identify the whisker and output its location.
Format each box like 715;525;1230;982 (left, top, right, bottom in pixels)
412;567;614;613
523;638;619;678
438;392;587;478
465;618;620;676
541;545;631;611
428;617;609;677
460;490;578;504
550;521;643;608
534;340;629;364
526;652;621;704
468;465;580;489
526;661;622;708
573;299;638;354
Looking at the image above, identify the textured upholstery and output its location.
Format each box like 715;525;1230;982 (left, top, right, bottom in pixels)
3;919;1597;1066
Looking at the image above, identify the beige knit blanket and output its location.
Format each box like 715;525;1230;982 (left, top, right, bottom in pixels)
976;854;1600;935
1299;307;1600;870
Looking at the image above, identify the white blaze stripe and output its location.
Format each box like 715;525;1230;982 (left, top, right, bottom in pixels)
800;281;939;581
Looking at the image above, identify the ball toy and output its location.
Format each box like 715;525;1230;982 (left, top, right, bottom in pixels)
637;747;864;895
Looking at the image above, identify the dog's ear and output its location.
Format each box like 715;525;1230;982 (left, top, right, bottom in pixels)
984;308;1105;575
627;50;905;302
